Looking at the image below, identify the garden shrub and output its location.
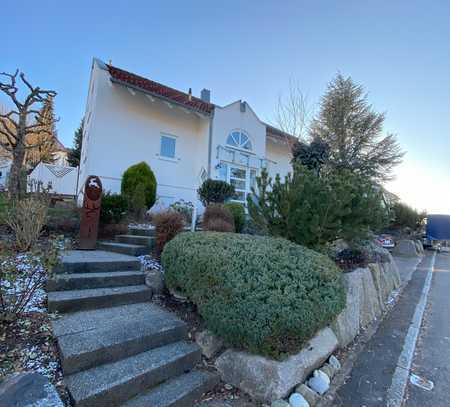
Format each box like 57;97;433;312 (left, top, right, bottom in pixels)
153;211;185;257
202;204;234;232
46;207;80;235
198;179;235;206
100;192;128;224
3;196;49;251
248;165;388;249
224;202;246;233
121;162;157;209
162;232;346;358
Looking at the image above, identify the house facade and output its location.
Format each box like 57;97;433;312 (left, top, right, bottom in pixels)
79;58;295;210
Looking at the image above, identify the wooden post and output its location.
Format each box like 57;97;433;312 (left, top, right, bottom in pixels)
79;175;102;250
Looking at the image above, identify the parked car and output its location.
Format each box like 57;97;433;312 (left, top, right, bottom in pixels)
377;234;395;249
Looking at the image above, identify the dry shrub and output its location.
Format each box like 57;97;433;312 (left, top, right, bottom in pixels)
4;197;49;251
203;204;235;232
153;211;185;257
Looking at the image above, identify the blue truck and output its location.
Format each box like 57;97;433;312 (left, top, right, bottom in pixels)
424;214;450;249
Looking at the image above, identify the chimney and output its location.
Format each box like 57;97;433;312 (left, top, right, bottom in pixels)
200;88;211;103
188;88;192;101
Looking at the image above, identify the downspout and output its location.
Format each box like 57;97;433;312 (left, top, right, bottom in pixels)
207;109;214;178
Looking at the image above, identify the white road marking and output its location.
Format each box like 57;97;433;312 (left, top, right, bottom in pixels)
386;251;437;407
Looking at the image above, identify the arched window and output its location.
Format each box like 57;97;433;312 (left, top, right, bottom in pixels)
226;130;252;151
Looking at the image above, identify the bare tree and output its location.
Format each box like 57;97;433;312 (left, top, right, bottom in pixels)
275;79;312;140
0;70;57;197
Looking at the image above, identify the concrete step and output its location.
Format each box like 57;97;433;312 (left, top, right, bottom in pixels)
54;304;187;375
98;242;148;257
48;285;152;313
54;250;141;274
116;234;155;248
128;227;155;237
47;271;145;291
122;370;219;407
65;341;201;407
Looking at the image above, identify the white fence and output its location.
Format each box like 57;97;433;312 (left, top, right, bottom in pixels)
28;163;79;196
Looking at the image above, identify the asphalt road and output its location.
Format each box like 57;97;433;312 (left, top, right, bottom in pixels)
333;254;433;407
405;250;450;406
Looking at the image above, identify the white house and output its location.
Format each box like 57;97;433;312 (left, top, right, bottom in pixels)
79;58;295;210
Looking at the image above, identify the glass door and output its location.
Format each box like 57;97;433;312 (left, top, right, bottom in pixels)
228;165;248;204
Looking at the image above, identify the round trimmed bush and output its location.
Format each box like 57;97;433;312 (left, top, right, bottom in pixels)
224;202;245;233
121;162;157;209
197;179;235;206
162;232;346;358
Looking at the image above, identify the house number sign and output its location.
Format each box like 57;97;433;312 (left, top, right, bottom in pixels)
79;175;103;250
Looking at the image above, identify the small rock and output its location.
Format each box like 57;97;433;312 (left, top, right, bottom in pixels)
295;384;320;406
224;383;233;390
288;392;310;407
314;369;330;385
145;269;165;294
329;355;341;370
195;330;224;358
320;364;335;379
308;376;329;396
271;400;290;407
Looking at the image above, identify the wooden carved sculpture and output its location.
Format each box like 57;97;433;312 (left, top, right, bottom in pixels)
79;175;102;250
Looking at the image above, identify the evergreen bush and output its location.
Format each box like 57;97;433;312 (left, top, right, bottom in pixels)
100;192;128;224
162;232;346;358
197;179;235;206
121;162;157;209
248;165;388;249
223;202;246;233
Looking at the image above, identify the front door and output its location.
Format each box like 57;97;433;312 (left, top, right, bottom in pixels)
227;164;257;205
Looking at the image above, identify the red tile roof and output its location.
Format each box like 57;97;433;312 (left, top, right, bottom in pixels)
107;64;214;114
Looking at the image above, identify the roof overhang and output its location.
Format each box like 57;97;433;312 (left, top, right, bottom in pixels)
110;78;212;119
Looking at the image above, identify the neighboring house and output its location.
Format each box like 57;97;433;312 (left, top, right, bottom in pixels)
79;58;295;210
25;136;69;167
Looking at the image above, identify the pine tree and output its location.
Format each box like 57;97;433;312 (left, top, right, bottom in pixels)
310;74;404;182
67;120;83;167
247;165;387;249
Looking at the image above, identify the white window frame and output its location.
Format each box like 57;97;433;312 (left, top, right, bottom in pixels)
158;133;178;162
226;129;253;153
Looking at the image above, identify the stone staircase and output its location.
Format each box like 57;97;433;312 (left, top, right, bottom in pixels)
47;250;218;407
98;227;156;256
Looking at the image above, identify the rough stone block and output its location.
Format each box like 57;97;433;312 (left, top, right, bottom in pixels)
331;270;363;347
0;372;64;407
145;269;165;294
195;330;224;359
215;328;338;402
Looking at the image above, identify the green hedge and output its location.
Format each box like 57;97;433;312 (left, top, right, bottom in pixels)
162;232;345;358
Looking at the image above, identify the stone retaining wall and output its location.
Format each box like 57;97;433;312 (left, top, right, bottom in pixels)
216;250;402;402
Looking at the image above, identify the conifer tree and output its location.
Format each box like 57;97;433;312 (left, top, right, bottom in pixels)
67;120;83;167
26;95;58;166
310;74;404;182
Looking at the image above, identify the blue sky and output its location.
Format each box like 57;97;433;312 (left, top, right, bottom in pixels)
3;1;450;213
